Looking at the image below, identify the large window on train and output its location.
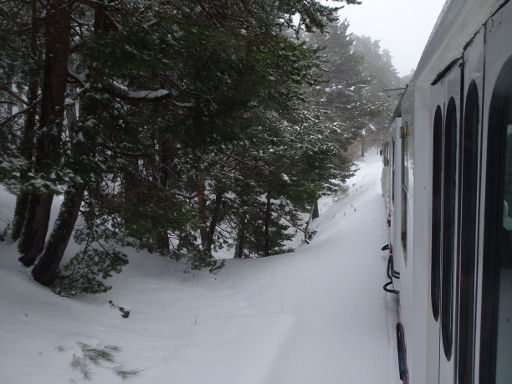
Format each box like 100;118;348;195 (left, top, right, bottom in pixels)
480;57;512;384
458;82;479;384
383;142;389;166
442;97;457;360
401;123;409;255
431;106;443;322
392;139;396;205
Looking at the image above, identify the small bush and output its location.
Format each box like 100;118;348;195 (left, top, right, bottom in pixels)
52;247;128;297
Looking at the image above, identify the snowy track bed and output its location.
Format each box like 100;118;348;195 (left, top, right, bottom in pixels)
0;152;399;384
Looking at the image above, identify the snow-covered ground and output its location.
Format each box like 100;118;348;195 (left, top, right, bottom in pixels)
0;151;399;384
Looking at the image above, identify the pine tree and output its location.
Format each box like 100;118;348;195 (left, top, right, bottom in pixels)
1;0;362;292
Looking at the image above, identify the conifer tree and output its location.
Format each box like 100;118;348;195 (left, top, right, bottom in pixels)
1;0;363;292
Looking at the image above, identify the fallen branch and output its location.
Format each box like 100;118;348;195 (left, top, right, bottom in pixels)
209;259;225;274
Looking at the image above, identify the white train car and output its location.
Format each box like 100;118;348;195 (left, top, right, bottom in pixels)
381;1;512;383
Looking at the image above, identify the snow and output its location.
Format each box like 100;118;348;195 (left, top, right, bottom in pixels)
0;152;399;384
126;89;171;99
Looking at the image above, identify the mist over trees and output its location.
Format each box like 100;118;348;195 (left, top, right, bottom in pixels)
307;24;402;157
0;0;400;296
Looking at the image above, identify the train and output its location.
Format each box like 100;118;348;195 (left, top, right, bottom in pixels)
380;1;512;383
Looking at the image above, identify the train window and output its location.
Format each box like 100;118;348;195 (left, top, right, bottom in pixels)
480;57;512;384
431;106;443;322
442;97;457;360
392;139;396;204
401;122;409;255
458;82;480;384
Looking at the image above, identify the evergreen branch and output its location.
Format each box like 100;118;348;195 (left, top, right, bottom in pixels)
158;161;180;183
220;195;237;203
96;238;114;259
67;70;86;88
135;1;155;20
220;150;258;169
99;83;194;110
238;0;256;18
281;214;306;235
69;20;90;53
193;0;222;26
74;0;118;10
97;142;153;159
172;191;200;201
0;100;18;106
74;0;120;31
143;19;159;28
159;74;193;97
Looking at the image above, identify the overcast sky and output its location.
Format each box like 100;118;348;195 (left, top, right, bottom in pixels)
333;0;447;76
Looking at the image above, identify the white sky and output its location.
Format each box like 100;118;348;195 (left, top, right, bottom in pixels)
334;0;447;76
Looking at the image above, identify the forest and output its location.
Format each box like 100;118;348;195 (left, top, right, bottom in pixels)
0;0;402;296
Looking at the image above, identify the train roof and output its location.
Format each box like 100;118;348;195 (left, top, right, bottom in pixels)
411;0;509;87
383;0;509;138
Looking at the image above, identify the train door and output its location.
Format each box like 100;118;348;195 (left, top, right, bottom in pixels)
477;3;512;383
392;137;396;207
428;79;445;384
428;57;462;384
438;60;462;384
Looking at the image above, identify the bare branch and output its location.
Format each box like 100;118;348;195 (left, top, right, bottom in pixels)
0;101;40;128
173;191;200;201
67;70;87;88
0;86;29;106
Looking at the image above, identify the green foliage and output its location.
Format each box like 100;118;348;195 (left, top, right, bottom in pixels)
52;247;128;297
351;35;402;133
52;190;131;297
2;0;367;286
306;21;401;156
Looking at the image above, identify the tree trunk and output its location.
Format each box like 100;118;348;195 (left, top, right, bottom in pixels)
11;194;31;241
11;0;40;241
32;184;85;286
18;0;71;265
18;194;54;266
197;176;208;248
360;135;366;157
6;83;13;116
303;202;320;244
156;138;175;252
204;193;223;256
312;201;319;219
159;138;175;189
234;217;246;259
264;191;271;257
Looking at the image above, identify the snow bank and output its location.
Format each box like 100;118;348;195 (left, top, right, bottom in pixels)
0;152;399;384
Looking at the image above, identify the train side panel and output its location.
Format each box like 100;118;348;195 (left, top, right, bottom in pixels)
381;2;512;384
